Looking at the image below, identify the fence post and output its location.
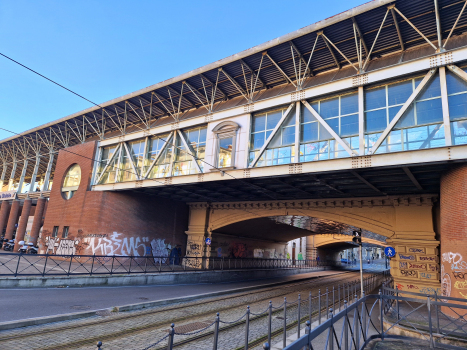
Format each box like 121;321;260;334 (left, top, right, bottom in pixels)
67;254;73;276
379;289;384;340
396;286;400;321
167;323;175;350
297;294;301;338
362;291;367;341
326;287;329;319
244;306;250;350
14;254;21;277
263;343;270;350
283;297;287;348
96;341;102;349
344;301;348;350
329;308;334;350
128;255;133;273
338;284;340;312
110;255;115;275
268;301;272;346
332;286;335;313
318;289;322;325
42;253;49;276
305;320;311;350
435;291;440;334
213;312;219;350
427;296;434;349
90;254;96;276
309;291;312;324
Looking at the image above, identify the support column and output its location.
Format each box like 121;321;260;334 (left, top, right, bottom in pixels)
17;159;28;194
8;161;18;191
42;152;54;191
29;156;41;192
0;201;11;236
386;202;440;296
4;199;20;242
0;164;7;190
185;203;211;268
30;196;46;246
440;164;467;307
358;86;365;155
14;198;32;251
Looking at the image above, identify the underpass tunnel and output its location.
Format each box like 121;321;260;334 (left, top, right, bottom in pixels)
209;214;388;260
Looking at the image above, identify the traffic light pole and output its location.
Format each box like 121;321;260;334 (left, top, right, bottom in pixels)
359;243;364;298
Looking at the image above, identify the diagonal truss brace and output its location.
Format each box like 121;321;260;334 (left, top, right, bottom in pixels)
249;103;295;168
176;130;203;174
95;143;122;184
143;131;174;179
122;142;140;180
219;68;250;102
369;68;437;155
302;100;358;157
264;53;297;87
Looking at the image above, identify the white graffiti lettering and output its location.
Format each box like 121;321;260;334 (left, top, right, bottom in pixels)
442;252;463;264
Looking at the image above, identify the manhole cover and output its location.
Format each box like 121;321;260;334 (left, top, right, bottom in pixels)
167;322;212;334
70;305;91;310
138;297;149;301
96;310;113;317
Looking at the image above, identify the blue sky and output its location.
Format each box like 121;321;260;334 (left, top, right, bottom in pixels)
0;0;364;140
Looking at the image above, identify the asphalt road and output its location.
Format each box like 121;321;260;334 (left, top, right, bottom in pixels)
0;270;344;323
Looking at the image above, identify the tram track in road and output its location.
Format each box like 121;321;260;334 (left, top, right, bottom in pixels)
0;270;383;349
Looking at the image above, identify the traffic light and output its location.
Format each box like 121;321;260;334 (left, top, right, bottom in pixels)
352;230;362;245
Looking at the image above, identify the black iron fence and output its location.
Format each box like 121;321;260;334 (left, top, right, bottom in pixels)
283;279;467;350
0;253;326;276
94;271;389;350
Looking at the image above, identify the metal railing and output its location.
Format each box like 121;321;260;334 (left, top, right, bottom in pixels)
93;270;389;350
283;279;467;350
0;253;326;276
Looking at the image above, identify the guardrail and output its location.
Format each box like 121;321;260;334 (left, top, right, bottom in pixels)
93;270;389;350
283;279;467;350
0;253;327;276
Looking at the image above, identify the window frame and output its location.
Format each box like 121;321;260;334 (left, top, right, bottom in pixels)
212;121;240;170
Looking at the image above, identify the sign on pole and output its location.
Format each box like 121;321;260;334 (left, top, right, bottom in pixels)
384;246;396;258
205;237;212;246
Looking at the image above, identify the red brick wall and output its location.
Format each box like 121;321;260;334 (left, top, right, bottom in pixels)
41;141;188;257
440;164;467;301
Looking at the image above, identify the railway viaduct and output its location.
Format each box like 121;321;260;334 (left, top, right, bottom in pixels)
1;0;467;301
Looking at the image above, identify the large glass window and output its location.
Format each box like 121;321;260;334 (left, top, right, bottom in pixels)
364;75;445;154
146;134;172;178
218;137;233;168
249;107;295;166
447;67;467;145
172;127;207;176
97;145;118;184
300;93;358;161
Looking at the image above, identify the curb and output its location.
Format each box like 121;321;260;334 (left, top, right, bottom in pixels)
0;269;347;331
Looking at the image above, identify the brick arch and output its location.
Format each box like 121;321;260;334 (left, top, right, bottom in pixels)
208;206;396;238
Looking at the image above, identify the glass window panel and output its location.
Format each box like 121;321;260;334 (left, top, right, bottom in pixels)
319;123;333;141
365;109;387;133
386;130;403;153
218;137;233;168
340;114;358;137
365;87;386;110
252;133;265;150
186;129;199;145
452;120;467;145
393;105;415;128
341;94;358;115
199;128;207;143
388;80;413;106
301;122;319;143
266;111;282;130
446;70;467;95
269;130;282;148
311;102;319;112
284;111;295;126
448;94;467;121
416;98;443;125
417;74;441;100
302;105;317;123
320;98;339;119
282;126;295;145
326;118;339;134
253;115;266;132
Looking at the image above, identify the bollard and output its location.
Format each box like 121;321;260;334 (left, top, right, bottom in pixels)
167;323;175;350
263;343;270;350
244;306;250;350
268;301;272;345
213;313;219;350
305;320;311;350
96;341;102;349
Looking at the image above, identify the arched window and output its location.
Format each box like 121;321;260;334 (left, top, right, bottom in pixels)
62;164;81;199
212;121;240;169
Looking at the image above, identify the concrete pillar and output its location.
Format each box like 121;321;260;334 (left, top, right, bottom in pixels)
4;200;21;242
386;203;440;296
185;203;211;268
30;197;46;246
14;198;32;251
440;164;467;305
0;201;11;237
